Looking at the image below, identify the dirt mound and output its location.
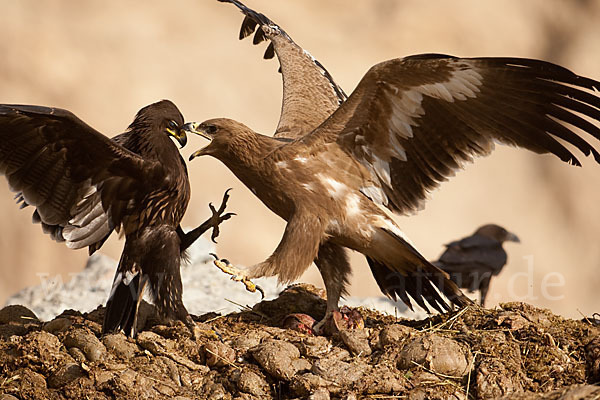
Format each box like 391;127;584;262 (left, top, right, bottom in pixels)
1;284;599;399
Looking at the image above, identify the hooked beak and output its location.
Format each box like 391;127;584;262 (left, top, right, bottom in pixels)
183;122;213;161
167;127;188;148
506;231;520;243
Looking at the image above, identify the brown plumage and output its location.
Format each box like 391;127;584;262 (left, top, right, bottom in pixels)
190;1;600;325
0;100;232;337
433;224;520;306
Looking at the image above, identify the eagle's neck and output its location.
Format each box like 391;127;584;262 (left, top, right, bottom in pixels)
220;130;279;169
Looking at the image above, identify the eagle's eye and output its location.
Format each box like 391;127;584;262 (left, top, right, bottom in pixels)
168;120;179;129
204;124;217;134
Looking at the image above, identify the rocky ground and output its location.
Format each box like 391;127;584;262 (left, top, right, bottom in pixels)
1;283;599;400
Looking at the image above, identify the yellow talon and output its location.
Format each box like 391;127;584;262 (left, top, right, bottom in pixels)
211;255;265;299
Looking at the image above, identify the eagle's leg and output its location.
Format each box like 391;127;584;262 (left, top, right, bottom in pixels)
312;241;351;333
142;226;198;337
210;211;323;301
179;188;235;251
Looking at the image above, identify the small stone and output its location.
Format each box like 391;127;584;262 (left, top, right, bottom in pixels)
206;382;228;399
203;341;236;368
379;324;415;347
289;373;330;397
137;331;175;354
64;328;107;362
42;318;73;335
397;334;471;377
237;370;269;397
339;329;371;356
231;333;264;357
311;358;369;391
309;387;330;400
299;336;331;358
252;339;309;380
47;363;86;388
68;347;86;363
0;305;39;324
0;324;27;338
102;333;138;359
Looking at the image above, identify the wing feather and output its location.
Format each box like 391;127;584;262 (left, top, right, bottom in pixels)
0;104;168;252
219;0;347;139
301;56;600;214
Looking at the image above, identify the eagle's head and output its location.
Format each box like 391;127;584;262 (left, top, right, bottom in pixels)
130;100;188;148
187;118;258;161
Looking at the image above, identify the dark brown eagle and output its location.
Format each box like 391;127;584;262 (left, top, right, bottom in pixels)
432;224;520;306
188;1;600;328
0;100;232;337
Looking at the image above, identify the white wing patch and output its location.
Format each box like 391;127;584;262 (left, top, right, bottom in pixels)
362;63;485;209
416;67;483;102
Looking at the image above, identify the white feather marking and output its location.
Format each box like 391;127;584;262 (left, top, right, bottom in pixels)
302;182;315;192
374;216;414;246
345;193;362;216
328;219;342;234
372;156;392;187
124;269;138;285
415;67;483;102
294;156;308;164
388;109;414;140
65;218;110;248
69;196;104;226
317;174;348;198
276;161;288;169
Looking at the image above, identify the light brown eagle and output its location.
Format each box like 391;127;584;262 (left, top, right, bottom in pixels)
189;0;600;327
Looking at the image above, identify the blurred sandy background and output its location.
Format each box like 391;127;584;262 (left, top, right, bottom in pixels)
1;0;599;319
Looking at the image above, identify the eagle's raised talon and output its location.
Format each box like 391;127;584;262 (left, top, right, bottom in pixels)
208;188;236;243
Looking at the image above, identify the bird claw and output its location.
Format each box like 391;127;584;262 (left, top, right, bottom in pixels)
210;253;265;299
208;188;236;243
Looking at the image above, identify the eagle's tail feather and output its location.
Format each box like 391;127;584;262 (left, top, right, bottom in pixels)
367;228;473;313
102;267;145;337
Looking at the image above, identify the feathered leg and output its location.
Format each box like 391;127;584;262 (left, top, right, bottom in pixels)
312;241;352;333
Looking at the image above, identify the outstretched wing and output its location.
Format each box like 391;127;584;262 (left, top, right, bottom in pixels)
219;0;347;139
0;104;167;252
303;55;600;214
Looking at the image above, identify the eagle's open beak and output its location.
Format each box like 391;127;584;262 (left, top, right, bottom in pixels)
506;232;520;243
183;122;213;161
